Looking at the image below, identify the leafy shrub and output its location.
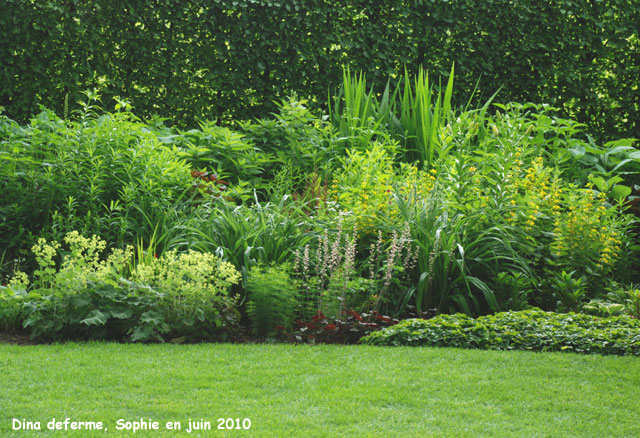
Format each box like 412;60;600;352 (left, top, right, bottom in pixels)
239;98;339;177
328;141;436;232
0;98;193;266
176;121;274;202
361;310;640;356
246;265;299;337
5;232;241;342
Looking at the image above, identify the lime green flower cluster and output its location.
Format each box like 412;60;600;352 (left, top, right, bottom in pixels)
62;231;106;269
10;232;241;302
132;249;240;303
31;237;60;289
54;231;110;291
20;232;127;291
6;271;29;290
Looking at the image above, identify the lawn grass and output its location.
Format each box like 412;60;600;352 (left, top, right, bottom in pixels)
1;343;638;437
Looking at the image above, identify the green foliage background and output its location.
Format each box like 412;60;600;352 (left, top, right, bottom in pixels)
1;0;638;139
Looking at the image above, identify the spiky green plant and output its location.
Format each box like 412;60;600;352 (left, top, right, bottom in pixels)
394;64;455;165
329;64;456;166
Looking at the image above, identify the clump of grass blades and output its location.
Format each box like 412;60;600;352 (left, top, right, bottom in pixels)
329;64;456;166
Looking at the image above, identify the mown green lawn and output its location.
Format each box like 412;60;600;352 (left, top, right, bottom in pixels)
1;343;638;437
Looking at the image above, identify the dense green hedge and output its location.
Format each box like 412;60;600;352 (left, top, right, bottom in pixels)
1;0;638;139
360;310;640;356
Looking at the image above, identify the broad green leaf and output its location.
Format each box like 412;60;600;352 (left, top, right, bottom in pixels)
610;185;631;201
81;310;108;327
588;175;607;191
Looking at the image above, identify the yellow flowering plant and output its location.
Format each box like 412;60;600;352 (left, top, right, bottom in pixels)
500;153;626;302
550;187;625;276
431;108;634;313
329;141;436;233
131;249;240;308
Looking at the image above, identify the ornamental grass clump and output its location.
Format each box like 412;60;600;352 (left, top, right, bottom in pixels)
329;64;456;166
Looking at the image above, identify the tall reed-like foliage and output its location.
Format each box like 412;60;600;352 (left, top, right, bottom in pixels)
328;68;392;150
329;64;456;166
395;65;455;164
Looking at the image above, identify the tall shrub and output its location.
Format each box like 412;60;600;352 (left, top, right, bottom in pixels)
0;0;637;139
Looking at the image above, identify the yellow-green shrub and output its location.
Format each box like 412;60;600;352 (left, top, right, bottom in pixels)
329;142;435;232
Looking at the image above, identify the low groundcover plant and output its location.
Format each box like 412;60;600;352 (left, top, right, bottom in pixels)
360;309;640;356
